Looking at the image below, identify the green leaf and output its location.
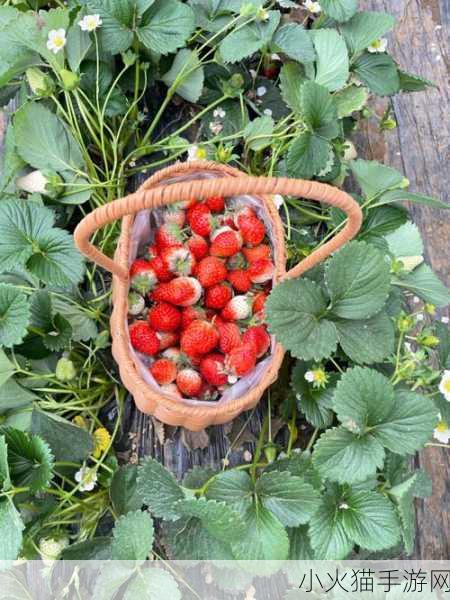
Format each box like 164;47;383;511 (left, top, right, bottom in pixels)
288;525;315;559
264;451;323;491
52;296;98;342
279;62;306;113
393;264;450;307
110;465;145;516
0;436;11;491
60;537;112;559
388;474;417;554
309;489;353;559
333;85;368;118
0;8;41;87
205;469;253;516
436;321;450;369
353;52;400;96
272;23;315;63
320;0;357;22
174;498;245;543
219;10;280;63
341;11;395;54
14;102;84;172
291;362;335;428
138;0;196;55
350;159;405;199
0;498;24;560
66;17;92;72
384;222;424;258
300;81;337;134
266;278;338;361
30;409;93;463
256;471;320;526
137;457;184;520
341;489;400;551
398;69;435;92
313;427;385;484
182;466;216;489
0;378;36;414
286;131;331;179
312;29;349;91
335;312;395;365
86;0;133;54
0;124;26;194
162;49;204;103
1;428;54;492
0;349;14;388
124;569;181;600
326;241;391;320
374;189;449;210
243;115;274;151
29;291;73;352
0;284;30;348
111;510;154;560
162;516;234;560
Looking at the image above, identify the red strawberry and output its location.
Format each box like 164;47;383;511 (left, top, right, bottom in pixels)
234;206;257;226
164;202;186;227
129;259;157;294
178;198;198;210
154;223;184;249
188;203;214;237
263;63;279;79
200;353;228;386
242;325;271;358
187;235;209;260
218;321;242;354
228;269;252;293
252;291;268;315
176;368;203;397
156;331;179;350
206;195;225;213
225;343;257;379
227;252;248;271
160;247;195;276
181;320;219;356
145;244;159;260
238;216;266;246
242;244;271;263
210;227;243;258
161;383;182;399
196;256;227;288
148;302;181;332
205;283;233;310
221;295;251;321
148;256;173;282
248;259;275;284
181;305;207;329
152;277;202;307
150;358;177;384
129;321;160;356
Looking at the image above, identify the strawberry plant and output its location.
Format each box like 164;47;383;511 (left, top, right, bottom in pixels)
0;0;448;565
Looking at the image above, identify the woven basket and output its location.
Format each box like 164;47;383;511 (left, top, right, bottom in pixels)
74;161;362;430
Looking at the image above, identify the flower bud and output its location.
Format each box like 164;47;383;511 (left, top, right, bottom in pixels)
264;442;278;464
60;69;80;91
26;67;55;97
397;313;415;333
16;170;63;198
56;357;76;381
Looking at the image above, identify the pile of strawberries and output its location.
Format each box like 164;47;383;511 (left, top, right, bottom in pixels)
127;195;274;401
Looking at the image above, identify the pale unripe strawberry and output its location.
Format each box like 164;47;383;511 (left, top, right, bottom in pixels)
221;295;251;321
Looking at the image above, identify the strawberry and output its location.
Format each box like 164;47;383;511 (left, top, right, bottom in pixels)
161;383;182;399
225;343;257;379
200;353;228;386
160;247;195;276
176;368;203;397
187;235;209;260
129;321;160;356
238;216;266;246
145;244;159;261
196;256;227;288
218;321;242;354
162;347;182;364
164;202;186;227
148;256;173;282
221;295;251;321
156;331;179;350
252;291;268;315
243;325;271;358
128;292;145;316
178;198;198;210
263;63;279;79
206;195;225;213
152;277;202;307
181;305;207;329
154;223;184;249
228;269;252;293
205;283;233;310
248;258;275;284
242;244;271;264
227;252;248;270
188;203;214;237
234;206;257;226
148;302;181;332
181;320;219;356
150;358;177;384
210;227;243;258
129;259;157;294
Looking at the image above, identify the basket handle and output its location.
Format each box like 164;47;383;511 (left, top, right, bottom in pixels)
74;175;363;283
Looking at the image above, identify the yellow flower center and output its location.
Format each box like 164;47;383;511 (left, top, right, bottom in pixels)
443;380;450;393
436;422;448;433
313;369;328;386
196;147;207;160
53;36;65;48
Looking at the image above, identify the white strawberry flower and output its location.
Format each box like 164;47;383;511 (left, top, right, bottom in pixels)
441;316;449;324
78;14;102;32
75;466;98;492
304;0;322;14
434;416;450;444
256;86;267;97
47;29;67;54
213;107;226;119
16;170;48;194
187;145;207;161
368;37;388;53
304;370;315;383
439;370;450;401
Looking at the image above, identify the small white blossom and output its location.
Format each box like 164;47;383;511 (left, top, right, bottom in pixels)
439;370;450;401
47;29;67;54
213;107;226;119
304;370;315;383
368;38;388;53
263;108;273;117
304;0;322;14
273;194;284;209
434;417;450;444
187;145;207;161
78;14;102;32
271;53;281;61
75;466;98;492
441;316;449;324
416;313;425;322
256;86;267;97
16;170;48;194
